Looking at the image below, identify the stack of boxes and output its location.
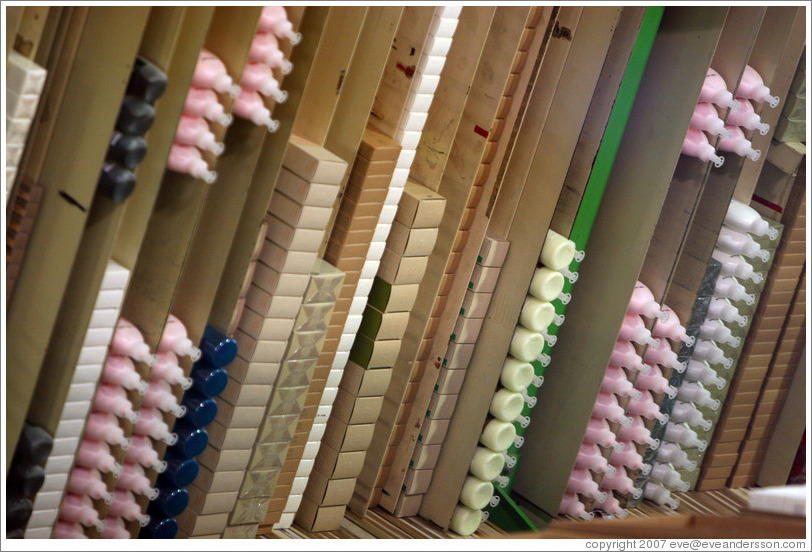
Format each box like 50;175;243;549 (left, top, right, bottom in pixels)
6;51;47;197
773;49;805;144
6;180;44;299
227;221;269;335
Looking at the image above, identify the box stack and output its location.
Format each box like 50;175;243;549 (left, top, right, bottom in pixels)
6;180;44;299
227;221;269;335
6;51;47;197
176;136;346;537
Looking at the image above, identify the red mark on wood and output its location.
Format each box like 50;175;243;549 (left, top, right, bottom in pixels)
474;125;489;138
751;194;783;213
396;62;416;78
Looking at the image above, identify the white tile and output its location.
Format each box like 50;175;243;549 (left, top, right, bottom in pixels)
275;512;295;529
302;440;321;459
283;493;302;513
88;308;120;328
402;111;428;133
307;424;326;442
45;455;75;474
428;37;453;57
400;131;422;151
424;55;447;75
315;405;332;423
337;333;356;352
396;148;418;168
291;476;309;495
332;351;349;370
411;93;434;113
435;17;459;38
39;472;68;493
373;222;392;243
31;490;64;511
100;262;130;290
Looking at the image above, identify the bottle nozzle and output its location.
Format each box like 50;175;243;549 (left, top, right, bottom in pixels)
766;94;780;108
112;462;124;478
708;399;721;412
603;464;617;477
136;380;150;396
746;148;761;162
594;491;608;503
696;439;708;452
711;377;726;390
655;412;670;425
711;154;725;168
648;437;661;450
118;437;133;450
701;420;713;432
657;310;670;323
152;460;167;473
138;514;151;527
94;520;107;532
532;375;544;387
147;487;160;501
553;314;566;326
672;361;687;374
666;386;678;399
288;31;302;45
638;363;652;375
170;404;187;418
619;416;633;427
216;112;233;127
489;495;501;508
757;249;771;262
180;376;193;390
683;335;696;347
273;89;289;103
537;353;551;367
562;269;578;284
227;83;242;99
517;415;530;429
665;497;681;509
513;435;525;448
640;463;652;476
630;389;643;401
676;481;691;492
281;60;294;75
574;250;586;262
266;119;280;133
580;511;595;521
557;292;571;305
631;487;643;500
766;227;779;240
125;411;141;424
685;460;697;471
645;336;661;348
756;122;770;135
612;441;625;452
543;333;557;347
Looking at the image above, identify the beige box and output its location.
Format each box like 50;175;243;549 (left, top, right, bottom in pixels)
469;263;501;293
395;493;423;517
285;135;348;184
395;181;446;228
258;241;318;276
353;155;397;177
303;472;356;506
228;357;280;385
266;214;325;252
349;335;401;369
187;486;238;515
461;290;492;319
387;220;439;257
403;468;433;495
436;367;466;395
419;417;450;445
452;316;484;344
206;421;258;450
295;497;347;532
358;306;410;341
245;285;303;319
176;510;229;536
215;401;266;429
427;392;458;420
234;331;287;363
331;389;384;425
357;126;402;162
411;442;441;470
445;342;475;369
339;362;393;397
478;235;510;267
239;307;295;342
270;191;332;230
313;444;366;479
322;419;374;452
369;281;420;313
275;167;338;207
250;265;310;301
197;447;251;472
378;248;428;285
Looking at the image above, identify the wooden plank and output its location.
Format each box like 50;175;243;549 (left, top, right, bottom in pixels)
5;6;25;58
13;6;50;58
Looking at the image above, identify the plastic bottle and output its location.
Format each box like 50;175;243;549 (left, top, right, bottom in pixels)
53;520;90;539
108;489;151;526
583;418;624;451
575;443;616;476
449;504;482;536
84;412;131;449
124;435;168;473
469;446;505;481
690;102;731;137
97;163;136;204
111;318;157;366
241;61;289;103
642;338;685;372
625;391;670;425
609;440;651;473
459;476;494;510
107;132;148;170
127;56;169;104
663;422;707;450
75;439;123;477
249;32;293;74
677;381;721;411
724;199;779;240
232;87;281;132
601;470;642;499
699;68;739;109
59;494;105;530
656;443;697;471
592;392;633;426
158;448;200;488
713;276;755;305
500;357;534;392
189;363;229;398
717;226;770;262
150;352;193;389
618;313;659;346
684;359;726;390
692;339;733;369
644;482;681;509
737;65;780;108
174;114;224;155
699;319;740;347
593;493;629;518
116;96;156;136
101;517;132;539
634;365;678;398
609;340;646;373
170;420;209;458
199;325;239;368
67;467;114;503
601;366;642;399
180;391;218;428
134;407;180;445
652;305;694;346
16;424;54;466
707;297;748;327
117;462;160;500
148;483;189;518
489;388;524;422
519;296;555;333
102;355;149;395
479;419;516;452
166;143;217;183
142;380;187;418
559;492;594;520
540;229;577;271
509;326;545;363
712;248;763;283
727;98;770;134
92;384;140;423
183;87;233;126
157;314;201;361
670;401;713;431
192;49;240;98
681;127;725;167
567;468;607;501
529;266;566;302
139;516;179;539
258;6;302;44
628;281;669;321
717;125;761;161
617;416;660;449
9;463;45;497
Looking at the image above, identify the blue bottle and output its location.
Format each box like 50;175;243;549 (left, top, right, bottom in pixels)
199;325;238;368
190;363;228;398
139;516;178;539
180;391;218;428
148;484;189;518
159;448;200;488
170;420;208;458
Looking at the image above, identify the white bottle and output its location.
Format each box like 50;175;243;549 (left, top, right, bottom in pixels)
669;400;713;431
684;359;726;390
676;381;721;411
712;249;763;283
663;422;707;450
692;339;733;369
644;482;681;509
717;226;770;262
656;442;697;470
714;276;755;305
699;319;740;347
724;199;779;240
707;296;748;327
727;98;770;135
649;463;690;492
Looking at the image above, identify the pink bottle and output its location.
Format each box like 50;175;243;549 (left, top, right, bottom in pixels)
583;418;625;451
592;392;632;426
75;439;123;477
711;248;763;283
699;319;740;348
593;492;629;518
102;355;149;395
118;462;160;499
53;520;89;539
670;400;713;431
656;442;697;470
159;314;202;360
737;65;780;108
559;492;594;520
650;462;690;492
717;125;761;161
59;494;105;530
192;49;240;98
575;443;617;476
600;470;642;499
617;416;660;449
692;339;733;369
690;102;731;137
141;380;186;417
567;468;607;501
258;6;302;44
642;338;684;372
628;281;669;321
644;482;681;509
698;68;739;109
625;391;669;424
167;143;217;183
727;99;770;135
634;365;678;398
100;517;131;539
67;467;114;503
110;318;157;366
617;313;658;346
241;61;288;103
232;88;280;131
249;32;293;74
601;366;642;400
108;489;150;526
717;226;770;262
609;340;646;373
651;305;694;346
183;87;233;126
714;276;755;305
84;412;131;449
175;114;224;155
610;440;651;474
708;297;748;327
134;406;179;445
150;351;193;389
685;359;726;390
682;127;725;167
663;422;707;450
92;383;140;422
676;381;721;410
124;435;167;472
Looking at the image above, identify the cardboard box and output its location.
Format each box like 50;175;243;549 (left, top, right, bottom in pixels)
176;510;229;536
387;221;439;257
303;472;356;506
258;241;318;275
410;442;441;470
357;305;410;341
322;419;374;452
419;417;450;445
197;447;251;472
245;285;303;319
357;126;402;162
427;392;458;420
295;497;347;532
452;229;469;252
206;421;258;450
239;308;295;341
275;167;338;207
270;191;332;230
469;264;501;293
367;278;420;313
343;178;390;205
187;486;238;515
438;272;454;296
395;493;423;517
233;331;287;364
436;367;466;395
331;389;384;425
339;362;393;397
285;135;348;184
451;315;484;344
314;444;366;479
395;181;446;228
378;249;428;285
444;342;475;369
349;334;401;369
404;468;433;495
215;402;266;429
353;155;398;177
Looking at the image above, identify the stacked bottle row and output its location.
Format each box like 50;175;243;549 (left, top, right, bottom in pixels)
6;52;47;197
98;57;168;203
22;261;132;538
682;65;779;167
7;425;53;538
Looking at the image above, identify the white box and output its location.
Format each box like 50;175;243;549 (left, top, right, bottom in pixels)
6;116;32;143
54;418;86;439
94;288;125;309
25;509;58;530
6;87;40;119
276;512;295;529
332;351;349;370
350;296;368;316
24;526;53;539
7;143;23;166
315;405;332;423
385;187;404;207
284;493;303;513
367;241;387;261
402;113;428;134
428;37;453;57
396;148;418;168
435;18;459;39
88;308;119;328
61;400;91;420
297;458;315;477
355;278;374;298
51;436;79;456
65;382;97;403
39;472;68;493
6;52;47;95
372;224;391;244
291;476;309;495
320;387;338;406
379;204;398;225
327;368;344;387
416;74;440;95
441;5;462;19
308;423;326;442
30;490;64;511
399;130;422;151
337;333;356;353
100;263;130;290
390;167;410;188
76;345;108;366
72;364;102;384
361;260;380;279
303;440;321;459
46;455;75;474
343;314;363;335
83;326;115;348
